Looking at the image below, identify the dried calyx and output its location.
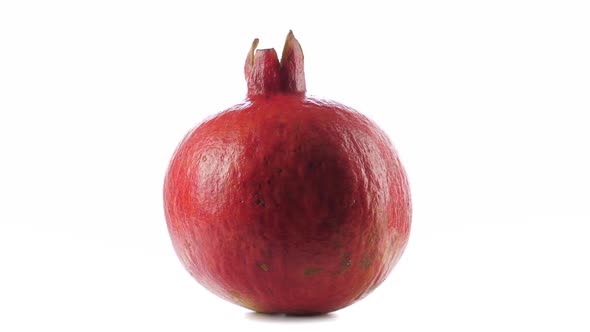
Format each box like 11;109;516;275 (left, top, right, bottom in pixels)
244;30;306;97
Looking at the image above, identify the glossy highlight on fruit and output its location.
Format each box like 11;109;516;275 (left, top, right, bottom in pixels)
163;31;411;314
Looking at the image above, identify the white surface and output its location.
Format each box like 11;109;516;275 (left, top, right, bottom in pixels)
1;1;589;331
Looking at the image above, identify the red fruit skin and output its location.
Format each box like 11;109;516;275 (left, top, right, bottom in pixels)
164;95;411;314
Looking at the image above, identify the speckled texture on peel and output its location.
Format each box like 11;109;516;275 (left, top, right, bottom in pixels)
164;95;411;314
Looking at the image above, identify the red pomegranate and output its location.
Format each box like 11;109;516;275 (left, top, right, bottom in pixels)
164;31;411;314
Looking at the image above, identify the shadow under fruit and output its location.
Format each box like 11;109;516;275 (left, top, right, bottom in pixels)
163;31;411;315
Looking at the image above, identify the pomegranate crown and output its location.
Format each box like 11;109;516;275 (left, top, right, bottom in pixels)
244;30;306;97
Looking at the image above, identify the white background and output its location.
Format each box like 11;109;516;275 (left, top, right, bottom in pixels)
1;1;589;331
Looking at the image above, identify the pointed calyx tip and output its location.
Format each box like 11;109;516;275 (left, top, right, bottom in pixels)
245;31;306;97
246;39;259;68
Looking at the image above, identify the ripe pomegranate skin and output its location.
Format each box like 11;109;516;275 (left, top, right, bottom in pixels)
163;32;411;314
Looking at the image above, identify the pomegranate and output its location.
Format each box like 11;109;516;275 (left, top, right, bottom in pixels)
163;31;411;314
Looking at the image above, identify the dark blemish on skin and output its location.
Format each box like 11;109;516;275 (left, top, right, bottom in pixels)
258;263;269;272
361;257;371;269
254;192;265;207
304;267;323;276
201;155;207;162
361;253;375;270
277;168;283;174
